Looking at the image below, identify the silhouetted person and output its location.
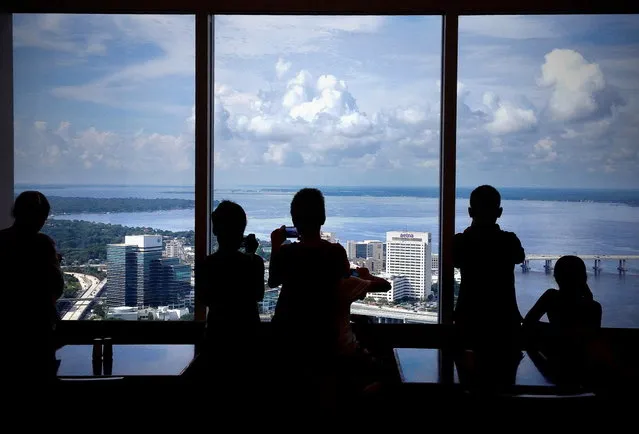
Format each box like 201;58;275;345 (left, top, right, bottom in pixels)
454;185;525;345
269;189;350;357
268;188;392;408
524;256;602;388
197;201;264;389
524;255;601;330
452;186;525;392
0;191;63;383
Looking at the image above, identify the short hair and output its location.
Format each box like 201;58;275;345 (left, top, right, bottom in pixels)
211;200;246;238
554;255;587;288
470;185;501;210
13;191;50;221
290;188;325;230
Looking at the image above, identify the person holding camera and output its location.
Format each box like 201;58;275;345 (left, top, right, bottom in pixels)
268;188;392;408
197;200;264;390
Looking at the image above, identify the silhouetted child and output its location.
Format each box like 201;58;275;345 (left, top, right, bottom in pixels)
0;191;63;383
198;201;264;386
524;255;602;388
454;185;525;346
269;188;391;408
524;255;601;330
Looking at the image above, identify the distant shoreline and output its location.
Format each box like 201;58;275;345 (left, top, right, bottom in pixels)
15;185;639;207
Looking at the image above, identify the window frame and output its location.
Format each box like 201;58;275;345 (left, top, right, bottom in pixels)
3;0;638;341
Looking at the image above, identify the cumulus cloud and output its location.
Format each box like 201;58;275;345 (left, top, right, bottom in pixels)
275;58;292;79
15;116;194;184
485;100;537;135
212;59;440;172
529;137;558;163
539;49;622;122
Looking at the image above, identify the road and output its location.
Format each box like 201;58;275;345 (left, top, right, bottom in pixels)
350;302;438;323
61;273;106;321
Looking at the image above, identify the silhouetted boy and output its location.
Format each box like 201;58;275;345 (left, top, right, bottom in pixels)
454;185;525;343
269;188;392;406
199;201;264;382
269;188;350;358
524;256;602;387
0;191;63;382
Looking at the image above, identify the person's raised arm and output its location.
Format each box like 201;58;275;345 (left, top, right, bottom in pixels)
523;290;552;327
510;233;525;265
267;226;287;288
254;256;265;302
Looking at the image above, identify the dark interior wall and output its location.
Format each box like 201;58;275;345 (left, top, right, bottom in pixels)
0;14;13;229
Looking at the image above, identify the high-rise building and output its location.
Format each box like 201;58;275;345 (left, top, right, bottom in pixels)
155;257;192;308
385;231;432;300
365;272;411;302
107;235;191;308
321;232;337;243
165;238;185;259
346;239;385;261
106;244;136;307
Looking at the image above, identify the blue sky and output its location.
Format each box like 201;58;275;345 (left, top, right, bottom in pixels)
13;14;639;188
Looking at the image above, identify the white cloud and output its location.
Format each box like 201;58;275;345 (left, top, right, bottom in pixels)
214;16;386;57
529;137;558;162
485;101;537;135
539;49;607;122
263;143;303;166
275;58;292;79
13;15;111;55
460;16;563;39
15;116;194;184
50;15;194;110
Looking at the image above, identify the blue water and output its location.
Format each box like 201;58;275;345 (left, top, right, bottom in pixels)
17;184;639;328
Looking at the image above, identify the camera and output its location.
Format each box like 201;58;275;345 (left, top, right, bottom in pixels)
284;226;298;238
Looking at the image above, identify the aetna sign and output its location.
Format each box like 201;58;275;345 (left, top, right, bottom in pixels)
400;233;414;238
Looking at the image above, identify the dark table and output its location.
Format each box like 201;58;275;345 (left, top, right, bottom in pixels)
56;344;195;377
394;348;595;396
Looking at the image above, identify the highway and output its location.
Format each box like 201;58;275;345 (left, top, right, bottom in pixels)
61;273;107;321
350;302;438;323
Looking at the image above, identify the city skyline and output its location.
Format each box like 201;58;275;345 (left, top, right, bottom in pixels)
12;14;639;189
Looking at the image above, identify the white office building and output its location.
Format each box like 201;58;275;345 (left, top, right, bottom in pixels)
321;232;337;243
385;231;432;300
347;240;385;260
365;272;411;302
165;238;185;259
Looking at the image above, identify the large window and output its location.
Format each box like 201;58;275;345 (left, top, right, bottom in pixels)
456;15;639;327
212;16;442;323
13;14;196;321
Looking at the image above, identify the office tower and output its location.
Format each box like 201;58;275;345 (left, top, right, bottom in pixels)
385;231;432;300
366;273;411;302
107;235;190;308
346;239;384;260
155;257;192;307
165;238;185;259
106;244;136;307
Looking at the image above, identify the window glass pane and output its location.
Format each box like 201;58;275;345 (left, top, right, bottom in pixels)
13;14;195;321
213;16;442;324
456;15;639;328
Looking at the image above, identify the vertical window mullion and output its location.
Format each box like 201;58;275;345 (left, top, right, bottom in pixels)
438;13;458;326
194;12;211;323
